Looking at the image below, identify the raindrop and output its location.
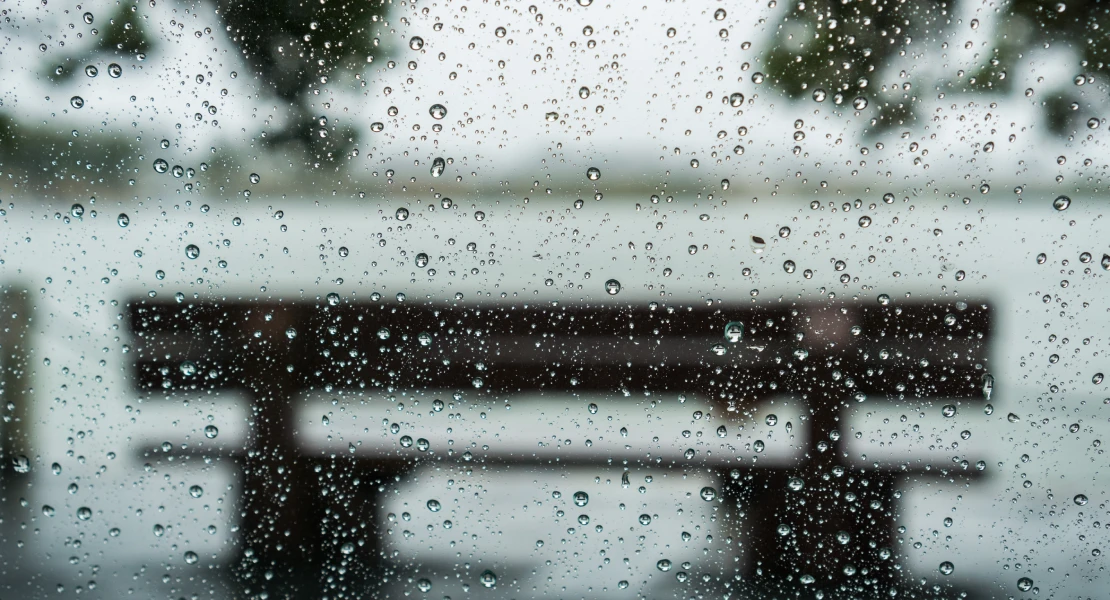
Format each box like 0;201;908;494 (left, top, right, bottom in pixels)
750;236;766;253
578;87;591;99
84;65;98;77
1094;373;1104;385
185;244;200;259
604;279;621;295
586;167;601;180
812;89;827;102
939;561;955;575
1074;494;1088;505
1088;118;1100;129
714;8;727;19
787;477;804;491
204;425;218;439
699;486;717;501
70;96;85;109
724;321;744;343
396;207;409;221
778;226;791;238
431;157;446;177
108;63;122;78
409;36;424;50
858;216;872;228
478;570;497;588
852;96;868;110
638;513;652;525
153;159;169;173
729;92;744;107
783;260;796;273
474;211;486;222
1016;577;1033;592
573;491;589;507
982;373;994;400
429;104;447;119
656;559;672;572
189;485;204;498
117;213;130;227
1053;195;1071;211
70;203;85;218
427;499;441;512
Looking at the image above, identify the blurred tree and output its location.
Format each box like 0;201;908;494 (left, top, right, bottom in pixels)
762;0;1109;135
215;0;389;161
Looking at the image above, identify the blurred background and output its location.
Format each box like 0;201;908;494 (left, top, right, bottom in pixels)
0;0;1107;598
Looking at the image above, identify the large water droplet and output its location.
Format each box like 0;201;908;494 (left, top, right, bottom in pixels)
724;321;744;343
586;167;601;180
429;104;447;119
573;491;589;507
604;279;621;295
1016;577;1034;592
431;157;446;177
185;244;200;259
409;36;424;50
1053;195;1071;211
70;96;85;109
478;570;497;588
939;561;954;575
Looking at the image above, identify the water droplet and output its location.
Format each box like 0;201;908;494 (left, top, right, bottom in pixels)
578;86;591;99
42;505;54;517
108;63;122;78
429;104;447;119
982;373;994;400
724;321;744;343
204;425;218;439
700;486;717;501
84;65;98;77
1102;254;1110;270
70;203;85;218
1088;117;1100;129
750;236;766;253
431;157;446;177
474;211;486;222
417;578;432;593
656;559;672;572
586;167;601;180
787;477;804;491
573;491;589;507
185;244;200;259
941;404;957;417
858;215;872;228
179;360;197;377
70;96;85;109
604;279;621;295
478;570;497;588
184;550;199;564
394;207;410;221
116;213;130;227
666;27;677;38
1093;373;1104;385
729;92;745;107
783;260;796;273
778;226;791;238
409;36;424;50
153;159;169;173
11;455;30;473
1016;577;1034;592
189;485;204;498
77;506;92;520
1053;195;1071;211
714;8;727;19
812;89;827;102
939;561;954;575
877;293;892;306
638;513;652;525
427;499;441;512
83;12;94;24
852;96;868;110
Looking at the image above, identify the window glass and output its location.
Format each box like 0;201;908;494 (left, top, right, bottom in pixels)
0;0;1106;598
